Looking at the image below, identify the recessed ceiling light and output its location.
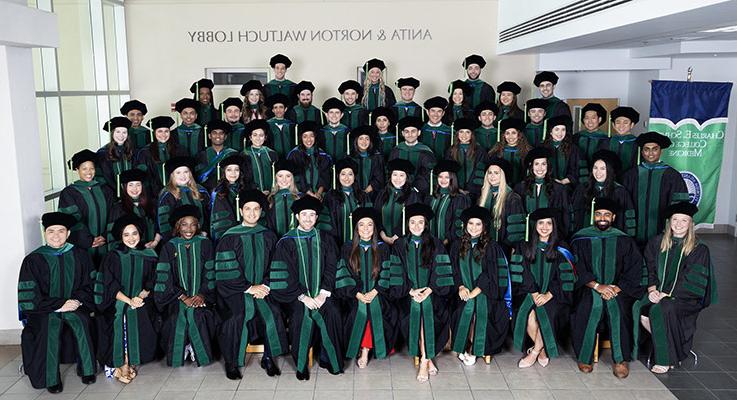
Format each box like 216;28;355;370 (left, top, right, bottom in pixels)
701;25;737;33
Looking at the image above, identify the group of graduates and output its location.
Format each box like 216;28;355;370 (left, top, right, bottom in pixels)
18;53;718;394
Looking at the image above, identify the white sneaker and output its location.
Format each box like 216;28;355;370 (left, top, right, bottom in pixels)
462;353;477;366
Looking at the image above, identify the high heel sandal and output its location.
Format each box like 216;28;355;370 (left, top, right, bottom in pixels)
518;347;541;369
428;359;438;375
416;359;429;383
113;368;131;384
537;348;549;368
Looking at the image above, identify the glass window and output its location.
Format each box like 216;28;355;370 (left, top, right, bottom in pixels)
55;0;96;91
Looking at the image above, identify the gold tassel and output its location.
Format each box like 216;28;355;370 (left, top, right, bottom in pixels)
607;115;612;137
348;214;353;241
450;123;455;146
589;198;595;226
116;174;120;198
542;119;548;141
395;124;399;145
430;170;434;196
148;120;153;143
236;193;241;221
402;206;406;236
204;125;208;149
271;162;276;188
524;213;530;241
497;120;501;143
332;165;336;189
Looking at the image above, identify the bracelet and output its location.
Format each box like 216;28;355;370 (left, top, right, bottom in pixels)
593;283;600;290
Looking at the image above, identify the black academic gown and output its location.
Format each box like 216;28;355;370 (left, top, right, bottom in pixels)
570;183;636;236
156;185;211;240
465;79;496;109
334;241;399;360
196;103;219;127
514;180;571;234
215;224;288;367
445;145;488;191
449;240;511;356
209;183;243;243
545;142;581;188
472;187;526;248
341;104;369;130
321;124;351;161
286;147;333;193
570;227;644;365
242;146;278;193
95;246;158;368
18;244;97;389
195;147;238;192
392;101;424;120
106;202;157;249
373;186;421;238
542;96;572;119
96;146;135;196
364;84;396;111
58;180;115;265
134;142;186;197
154;236;219;367
267;228;345;374
322;189;365;246
388;142;437;194
267;118;297;160
129;126;152;151
172;123;206;158
267;189;299;237
350;152;385;199
264;79;295;101
286;105;324;125
420;123;452;157
425;191;471;245
605;134;639;174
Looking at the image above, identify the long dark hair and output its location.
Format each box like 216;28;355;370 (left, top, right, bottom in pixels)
432;171;461;199
349;226;380;280
584;161;617;203
523;162;554;198
496;95;524;119
489;130;531;160
448;132;478;163
350;135;377;156
215;167;248;199
543;125;573;156
121;185;154;218
410;223;436;269
522;218;560;262
331;174;366;205
106;135;134;162
459;222;490;263
148;131;179;163
380;178;414;204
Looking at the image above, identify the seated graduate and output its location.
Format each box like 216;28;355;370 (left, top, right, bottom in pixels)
533;71;571;119
323;158;367;246
195;120;238;192
605;106;640;173
267;159;301;237
444;80;473;125
189;78;218;127
487;118;531;187
524;98;548;147
286;81;323;124
97;116;135;197
462;54;496;108
154;205;218;367
449;206;511;366
215;189;287;380
334;207;398;368
265;93;296;159
348;125;385;199
634;202;717;374
473;101;499;151
107;169;160;250
514;147;570;233
240;79;268;124
573;102;610;175
425;159;471;247
209;154;249;242
571;150;636;236
268;196;344;380
172;98;205;158
570;197;644;378
445;117;485;191
286;121;332;199
420;96;451;157
96;215;158;384
120;100;150;150
59;149;114;265
372;106;398;160
242;119;278;195
509;208;574;369
18;212;97;393
374;158;421;246
496;81;525;121
320;97;350;161
220;97;246;152
264;54;296;99
338;80;369;129
386;203;453;383
362;58;396;111
135;115;184;197
542;115;580;189
156;156;210;240
389;116;436;193
393;77;423;120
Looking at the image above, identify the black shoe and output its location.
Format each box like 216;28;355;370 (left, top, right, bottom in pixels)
225;363;242;380
47;382;63;394
260;356;281;377
295;369;310;381
81;375;96;385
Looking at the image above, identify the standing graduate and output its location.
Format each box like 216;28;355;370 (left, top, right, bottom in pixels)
462;54;496;108
474;101;499;151
361;58;396;111
135;116;184;197
338;80;369;129
268;196;345;379
240;79;268;124
97;116;135;196
267;159;301;237
286;81;323;124
606;106;640;173
321;97;351;161
96;215;158;384
154;205;219;367
374;159;421;246
393;77;423;119
471;159;526;247
121;100;151;150
287;121;332;198
496;81;525;121
371;106;397;159
172;98;205;158
533;71;571;119
386;204;453;382
510;208;574;368
573;102;610;172
420;96;452;156
59;149;114;265
215;189;287;380
107;169;160;250
348;125;385;198
571;150;636;235
622;132;689;246
156;156;210;239
425;159;471;246
450;206;511;365
264;54;296;100
189;78;218;127
243;119;278;195
220;97;246;152
488;118;531;187
634;202;717;374
446;117;485;191
322;158;367;246
19;212;97;393
445;80;473;125
570;197;644;378
389;116;436;194
209;154;248;242
524;98;549;147
265;93;296;159
543;115;580;188
514;147;571;233
334;207;398;367
195;120;238;191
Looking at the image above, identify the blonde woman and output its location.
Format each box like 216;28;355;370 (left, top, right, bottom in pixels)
156;156;210;239
473;158;525;248
361;58;396;111
266;159;301;236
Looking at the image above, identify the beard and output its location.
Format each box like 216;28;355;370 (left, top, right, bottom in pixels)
595;220;611;231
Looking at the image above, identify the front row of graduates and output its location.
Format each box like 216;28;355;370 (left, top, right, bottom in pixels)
19;192;716;392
